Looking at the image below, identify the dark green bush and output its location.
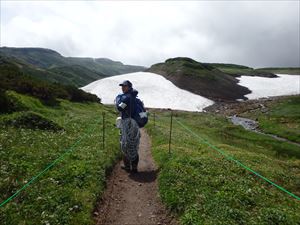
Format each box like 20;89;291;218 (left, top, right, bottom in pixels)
0;89;27;113
2;111;64;131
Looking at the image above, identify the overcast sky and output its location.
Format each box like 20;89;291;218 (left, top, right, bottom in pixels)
1;1;299;68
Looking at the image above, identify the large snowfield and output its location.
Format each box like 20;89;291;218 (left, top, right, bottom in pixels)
238;74;300;99
82;72;300;111
82;72;214;111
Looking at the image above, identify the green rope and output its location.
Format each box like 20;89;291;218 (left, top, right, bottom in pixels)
175;117;300;201
0;118;101;208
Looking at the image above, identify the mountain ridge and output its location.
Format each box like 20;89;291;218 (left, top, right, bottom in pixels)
0;47;146;87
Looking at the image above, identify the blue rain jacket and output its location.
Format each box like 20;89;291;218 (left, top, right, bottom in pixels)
116;88;138;119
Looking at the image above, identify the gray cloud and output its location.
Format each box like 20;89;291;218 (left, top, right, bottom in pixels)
1;1;299;68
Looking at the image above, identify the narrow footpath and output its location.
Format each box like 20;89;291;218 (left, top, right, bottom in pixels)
94;129;178;225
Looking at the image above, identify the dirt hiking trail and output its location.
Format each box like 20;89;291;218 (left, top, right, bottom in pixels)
94;129;178;225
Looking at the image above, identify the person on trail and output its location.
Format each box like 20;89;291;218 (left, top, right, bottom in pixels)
115;80;141;173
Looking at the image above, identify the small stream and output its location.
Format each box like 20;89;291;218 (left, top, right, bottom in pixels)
230;116;258;130
229;115;300;147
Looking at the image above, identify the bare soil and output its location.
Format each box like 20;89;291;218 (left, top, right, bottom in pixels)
204;95;297;116
93;129;178;225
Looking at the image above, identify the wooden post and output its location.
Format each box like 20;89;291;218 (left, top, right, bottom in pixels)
153;112;156;128
102;112;105;150
168;110;173;155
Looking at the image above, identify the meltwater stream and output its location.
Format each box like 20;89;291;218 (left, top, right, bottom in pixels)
229;115;300;147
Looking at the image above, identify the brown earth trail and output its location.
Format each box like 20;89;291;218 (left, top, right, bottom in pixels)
94;129;178;225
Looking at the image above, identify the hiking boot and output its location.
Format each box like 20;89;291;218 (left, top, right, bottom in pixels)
122;155;131;172
121;165;131;172
131;167;138;173
131;155;139;173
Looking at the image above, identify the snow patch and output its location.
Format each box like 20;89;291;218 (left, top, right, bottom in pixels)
238;74;300;99
82;72;214;112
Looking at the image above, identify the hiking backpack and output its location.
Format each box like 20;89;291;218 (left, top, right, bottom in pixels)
134;98;148;128
115;94;148;128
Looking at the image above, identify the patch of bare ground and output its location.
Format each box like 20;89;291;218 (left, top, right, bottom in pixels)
93;129;178;225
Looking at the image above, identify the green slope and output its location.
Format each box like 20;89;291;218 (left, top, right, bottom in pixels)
0;49;106;87
68;57;146;76
0;47;145;87
208;63;277;77
0;47;66;68
147;101;300;224
0;56;100;109
256;67;300;75
49;65;107;87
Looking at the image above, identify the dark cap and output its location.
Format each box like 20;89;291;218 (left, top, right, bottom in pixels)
119;80;132;88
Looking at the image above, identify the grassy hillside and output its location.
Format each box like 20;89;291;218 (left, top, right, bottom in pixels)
49;65;106;87
0;92;120;224
208;63;277;77
256;67;300;75
0;56;100;108
147;106;299;224
0;54;104;88
0;47;145;87
68;57;146;76
0;47;66;68
147;57;251;101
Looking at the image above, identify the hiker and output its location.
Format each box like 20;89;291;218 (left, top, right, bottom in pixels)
115;80;141;173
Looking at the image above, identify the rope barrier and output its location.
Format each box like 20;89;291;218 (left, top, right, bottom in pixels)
174;117;300;201
0;118;102;208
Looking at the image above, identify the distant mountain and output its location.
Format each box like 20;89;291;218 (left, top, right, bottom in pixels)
67;57;146;76
147;57;252;101
0;47;146;87
0;47;65;68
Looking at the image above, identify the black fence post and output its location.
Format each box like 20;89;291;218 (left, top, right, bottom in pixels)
102;112;105;150
168;110;173;155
